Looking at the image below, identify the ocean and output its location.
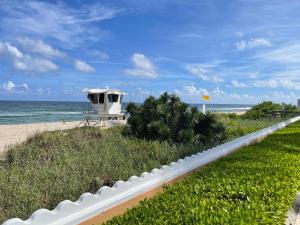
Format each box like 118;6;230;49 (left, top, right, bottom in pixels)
0;100;252;125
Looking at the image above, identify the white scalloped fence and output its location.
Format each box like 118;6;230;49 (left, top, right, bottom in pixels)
3;116;300;225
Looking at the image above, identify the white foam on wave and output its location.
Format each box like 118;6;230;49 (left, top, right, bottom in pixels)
0;111;82;117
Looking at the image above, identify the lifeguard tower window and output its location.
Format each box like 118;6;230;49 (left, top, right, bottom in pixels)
88;93;105;104
99;93;104;103
108;94;119;102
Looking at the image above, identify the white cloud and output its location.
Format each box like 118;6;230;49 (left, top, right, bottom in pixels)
253;79;300;90
185;64;223;83
236;38;272;51
236;32;244;37
130;88;160;100
211;87;246;100
229;93;241;99
211;76;224;83
185;64;209;81
18;38;65;58
0;42;23;58
36;87;51;95
0;1;121;45
0;41;58;72
1;81;29;93
137;87;151;96
174;85;209;102
21;83;29;90
125;53;158;78
93;50;109;60
274;91;295;99
14;56;58;72
255;43;300;64
74;59;96;73
243;94;254;99
231;80;248;88
5;43;23;58
176;86;254;103
261;91;298;104
183;85;208;97
2;81;15;91
249;73;258;79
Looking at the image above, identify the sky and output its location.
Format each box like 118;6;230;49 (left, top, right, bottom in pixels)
0;0;300;104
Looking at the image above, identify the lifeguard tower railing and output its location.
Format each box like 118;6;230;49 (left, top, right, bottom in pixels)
82;102;99;115
80;103;125;127
272;110;300;118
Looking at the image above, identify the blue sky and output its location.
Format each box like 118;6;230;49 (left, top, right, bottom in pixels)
0;0;300;104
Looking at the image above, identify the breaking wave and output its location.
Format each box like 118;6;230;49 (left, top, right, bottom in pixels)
0;111;82;117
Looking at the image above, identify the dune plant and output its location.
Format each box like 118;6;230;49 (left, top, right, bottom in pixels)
216;114;284;140
242;101;297;119
126;92;226;145
0;127;205;223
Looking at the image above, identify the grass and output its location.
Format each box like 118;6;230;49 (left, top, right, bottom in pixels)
106;121;300;225
0;116;285;223
0;127;204;223
218;115;284;140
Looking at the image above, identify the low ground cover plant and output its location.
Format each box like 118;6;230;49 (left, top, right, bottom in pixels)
106;121;300;225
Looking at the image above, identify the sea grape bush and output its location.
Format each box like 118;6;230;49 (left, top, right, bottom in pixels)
242;101;297;119
125;92;226;145
106;121;300;225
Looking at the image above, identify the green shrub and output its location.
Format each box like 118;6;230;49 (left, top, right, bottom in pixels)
242;101;298;120
242;101;280;119
283;103;298;112
106;121;300;225
125;92;226;145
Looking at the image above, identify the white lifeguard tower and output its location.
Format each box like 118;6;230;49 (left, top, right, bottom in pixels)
80;88;126;127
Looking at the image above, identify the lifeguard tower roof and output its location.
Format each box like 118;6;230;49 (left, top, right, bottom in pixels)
84;88;127;95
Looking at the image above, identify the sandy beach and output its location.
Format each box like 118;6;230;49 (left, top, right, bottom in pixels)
0;119;128;155
0;121;82;154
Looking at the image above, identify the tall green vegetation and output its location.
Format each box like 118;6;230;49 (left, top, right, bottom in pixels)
242;101;297;119
0;127;204;223
126;92;226;145
106;121;300;225
216;114;283;140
